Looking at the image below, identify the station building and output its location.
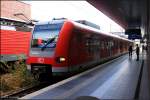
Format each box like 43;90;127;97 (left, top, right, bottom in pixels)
1;0;32;31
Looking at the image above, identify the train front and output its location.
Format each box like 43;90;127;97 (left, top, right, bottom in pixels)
26;20;66;79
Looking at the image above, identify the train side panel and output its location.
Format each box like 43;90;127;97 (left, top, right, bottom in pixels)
0;30;31;61
26;20;132;78
67;22;131;72
53;21;74;68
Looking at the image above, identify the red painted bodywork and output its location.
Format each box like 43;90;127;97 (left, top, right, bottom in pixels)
27;20;132;73
27;21;74;67
0;30;31;56
27;57;54;65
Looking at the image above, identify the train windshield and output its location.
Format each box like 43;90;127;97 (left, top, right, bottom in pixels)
31;22;63;48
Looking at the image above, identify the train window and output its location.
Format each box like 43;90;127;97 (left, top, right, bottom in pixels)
85;36;100;54
100;41;105;49
105;41;108;49
85;38;90;46
31;23;63;48
109;41;114;48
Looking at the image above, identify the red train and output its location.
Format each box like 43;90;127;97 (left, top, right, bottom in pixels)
0;28;31;73
26;19;132;79
0;29;31;62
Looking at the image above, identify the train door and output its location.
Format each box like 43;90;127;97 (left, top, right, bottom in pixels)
99;36;106;59
108;38;113;57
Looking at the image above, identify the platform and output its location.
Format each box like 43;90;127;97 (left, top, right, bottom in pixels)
21;52;145;100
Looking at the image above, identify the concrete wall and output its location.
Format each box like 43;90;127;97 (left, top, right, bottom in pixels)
1;0;31;22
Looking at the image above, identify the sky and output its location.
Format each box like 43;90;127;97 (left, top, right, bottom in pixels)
23;1;124;33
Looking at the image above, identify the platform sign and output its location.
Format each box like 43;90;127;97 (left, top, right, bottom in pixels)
125;29;141;35
125;28;142;40
128;34;142;40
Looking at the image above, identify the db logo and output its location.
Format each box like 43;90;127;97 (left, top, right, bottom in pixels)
38;58;44;63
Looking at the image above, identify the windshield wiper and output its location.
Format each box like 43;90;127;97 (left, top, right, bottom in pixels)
41;35;57;51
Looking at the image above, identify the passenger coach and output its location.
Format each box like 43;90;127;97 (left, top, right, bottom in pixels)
26;19;132;79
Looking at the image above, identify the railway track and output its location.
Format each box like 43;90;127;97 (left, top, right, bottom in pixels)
2;77;66;99
2;82;50;99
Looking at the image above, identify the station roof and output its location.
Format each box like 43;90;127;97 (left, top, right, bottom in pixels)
87;0;149;30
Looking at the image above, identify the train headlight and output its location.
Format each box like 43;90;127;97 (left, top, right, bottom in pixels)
56;57;66;63
60;57;66;62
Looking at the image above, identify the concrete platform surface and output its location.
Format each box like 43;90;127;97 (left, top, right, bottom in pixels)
21;53;144;100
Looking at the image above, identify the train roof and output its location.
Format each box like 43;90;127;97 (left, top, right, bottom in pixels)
75;20;100;30
69;20;132;42
34;19;132;43
35;19;65;25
